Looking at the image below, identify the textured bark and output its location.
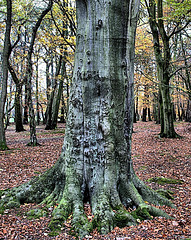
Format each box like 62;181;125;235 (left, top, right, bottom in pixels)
51;70;64;129
8;62;25;132
181;37;191;122
26;0;53;145
23;83;28;124
145;0;178;138
15;84;25;132
0;0;12;150
36;55;40;125
0;0;174;237
45;54;62;130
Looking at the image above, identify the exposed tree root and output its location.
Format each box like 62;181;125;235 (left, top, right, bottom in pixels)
0;170;175;238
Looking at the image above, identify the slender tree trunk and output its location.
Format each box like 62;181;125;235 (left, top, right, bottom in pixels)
51;58;66;129
0;0;12;150
148;107;152;121
46;60;51;101
26;0;53;145
36;55;40;125
135;95;139;121
45;54;62;130
142;107;147;122
23;83;28;124
60;93;66;123
4;78;13;130
186;99;191;122
8;63;25;132
15;84;25;132
1;1;174;238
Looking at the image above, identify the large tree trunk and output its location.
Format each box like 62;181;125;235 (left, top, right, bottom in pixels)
0;0;174;237
0;0;12;150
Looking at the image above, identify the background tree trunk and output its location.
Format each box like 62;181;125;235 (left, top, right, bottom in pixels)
0;0;12;150
26;0;53;145
15;84;25;132
8;63;25;132
145;0;178;138
45;54;62;130
142;107;147;121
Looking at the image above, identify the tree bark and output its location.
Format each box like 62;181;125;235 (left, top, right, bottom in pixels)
145;0;178;138
8;62;25;132
142;107;147;122
45;54;62;130
35;54;40;125
0;0;174;237
15;84;25;132
148;108;152;121
50;59;65;129
0;0;12;150
26;0;53;145
180;36;191;122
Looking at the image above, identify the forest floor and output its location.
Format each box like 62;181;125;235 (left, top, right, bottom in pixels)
0;121;190;240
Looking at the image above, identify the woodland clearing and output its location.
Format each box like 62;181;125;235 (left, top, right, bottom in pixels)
0;121;190;239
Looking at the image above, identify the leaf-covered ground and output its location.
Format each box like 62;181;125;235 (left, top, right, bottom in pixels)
0;121;190;239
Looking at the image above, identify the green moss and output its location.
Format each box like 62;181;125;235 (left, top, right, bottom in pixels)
6;201;20;209
72;214;93;237
27;208;47;219
0;205;5;214
156;189;174;199
0;141;9;151
38;130;65;135
114;209;135;228
131;206;152;221
48;218;63;236
92;217;102;232
147;177;183;185
0;189;6;198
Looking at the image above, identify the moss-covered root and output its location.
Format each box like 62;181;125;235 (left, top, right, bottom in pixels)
71;203;93;237
49;189;92;238
49;193;72;233
0;188;21;213
123;181;173;221
91;193;135;235
132;175;175;208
